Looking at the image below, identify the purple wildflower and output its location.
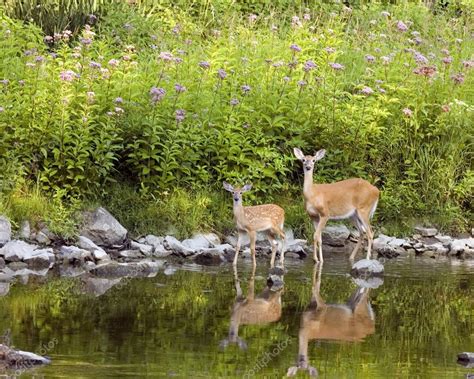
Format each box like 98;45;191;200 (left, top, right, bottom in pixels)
174;83;186;93
89;61;101;69
442;56;453;65
88;14;98;24
174;57;183;64
172;25;181;35
396;20;408;32
115;107;124;115
283;76;290;82
241;84;251;94
150;87;166;104
324;47;336;54
199;61;210;69
230;98;240;106
329;62;345;71
18;80;25;86
381;11;391;17
159;51;174;62
303;60;317;72
44;35;53;43
413;66;437;78
217;69;227;80
0;79;9;86
114;97;123;104
0;107;4;112
108;59;119;67
451;72;464;85
80;38;92;46
272;61;284;68
441;48;450;56
303;13;311;21
402;108;413;117
175;109;185;122
297;80;307;87
124;23;134;31
290;44;302;53
24;48;36;56
248;14;257;23
413;52;428;65
381;56;391;65
365;54;376;63
360;86;374;95
291;16;302;28
462;60;474;69
60;70;77;82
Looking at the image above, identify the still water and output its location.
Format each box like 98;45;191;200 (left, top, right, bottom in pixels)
1;255;473;378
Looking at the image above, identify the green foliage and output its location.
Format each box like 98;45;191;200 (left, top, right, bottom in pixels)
0;1;472;234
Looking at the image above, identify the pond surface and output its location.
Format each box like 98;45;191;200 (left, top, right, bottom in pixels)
1;255;473;378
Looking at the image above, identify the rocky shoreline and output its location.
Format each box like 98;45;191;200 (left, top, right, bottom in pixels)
0;207;473;295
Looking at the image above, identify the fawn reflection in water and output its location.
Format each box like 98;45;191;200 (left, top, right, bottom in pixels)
220;266;284;350
288;263;377;377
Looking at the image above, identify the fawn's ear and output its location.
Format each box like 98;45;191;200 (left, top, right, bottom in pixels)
293;148;305;160
223;181;234;192
313;149;326;161
241;184;252;192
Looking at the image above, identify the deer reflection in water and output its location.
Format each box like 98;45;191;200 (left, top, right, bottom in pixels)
288;263;376;377
220;266;284;350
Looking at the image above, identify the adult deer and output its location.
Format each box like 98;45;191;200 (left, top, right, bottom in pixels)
220;265;284;350
293;148;379;262
287;263;375;377
223;182;286;268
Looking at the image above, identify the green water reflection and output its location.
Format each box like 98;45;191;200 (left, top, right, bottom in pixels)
0;256;473;378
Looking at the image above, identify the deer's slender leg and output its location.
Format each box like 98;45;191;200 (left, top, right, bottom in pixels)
358;210;374;260
249;230;257;268
268;232;277;268
349;212;365;261
311;218;319;262
276;226;286;266
233;232;242;266
315;216;328;262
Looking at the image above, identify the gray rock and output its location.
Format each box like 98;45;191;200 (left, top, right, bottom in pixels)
18;220;31;240
0;216;11;245
6;261;28;271
350;259;384;277
267;274;284;291
23;248;55;269
92;249;110;261
59;245;92;262
322;225;350;246
435;235;452;245
163;235;195;256
119;249;143;259
152;244;173;258
130;241;154;256
193;244;232;265
35;231;51;245
0;282;10;296
0;240;38;262
373;234;404;258
59;265;86;278
450;238;474;253
0;343;51;368
80;207;128;246
78;236;105;253
0;257;4;269
182;234;213;250
145;235;164;249
414;226;438;237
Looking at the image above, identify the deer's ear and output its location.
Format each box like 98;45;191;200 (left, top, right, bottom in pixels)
241;184;252;192
223;181;234;192
293;148;305;160
313;149;326;161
